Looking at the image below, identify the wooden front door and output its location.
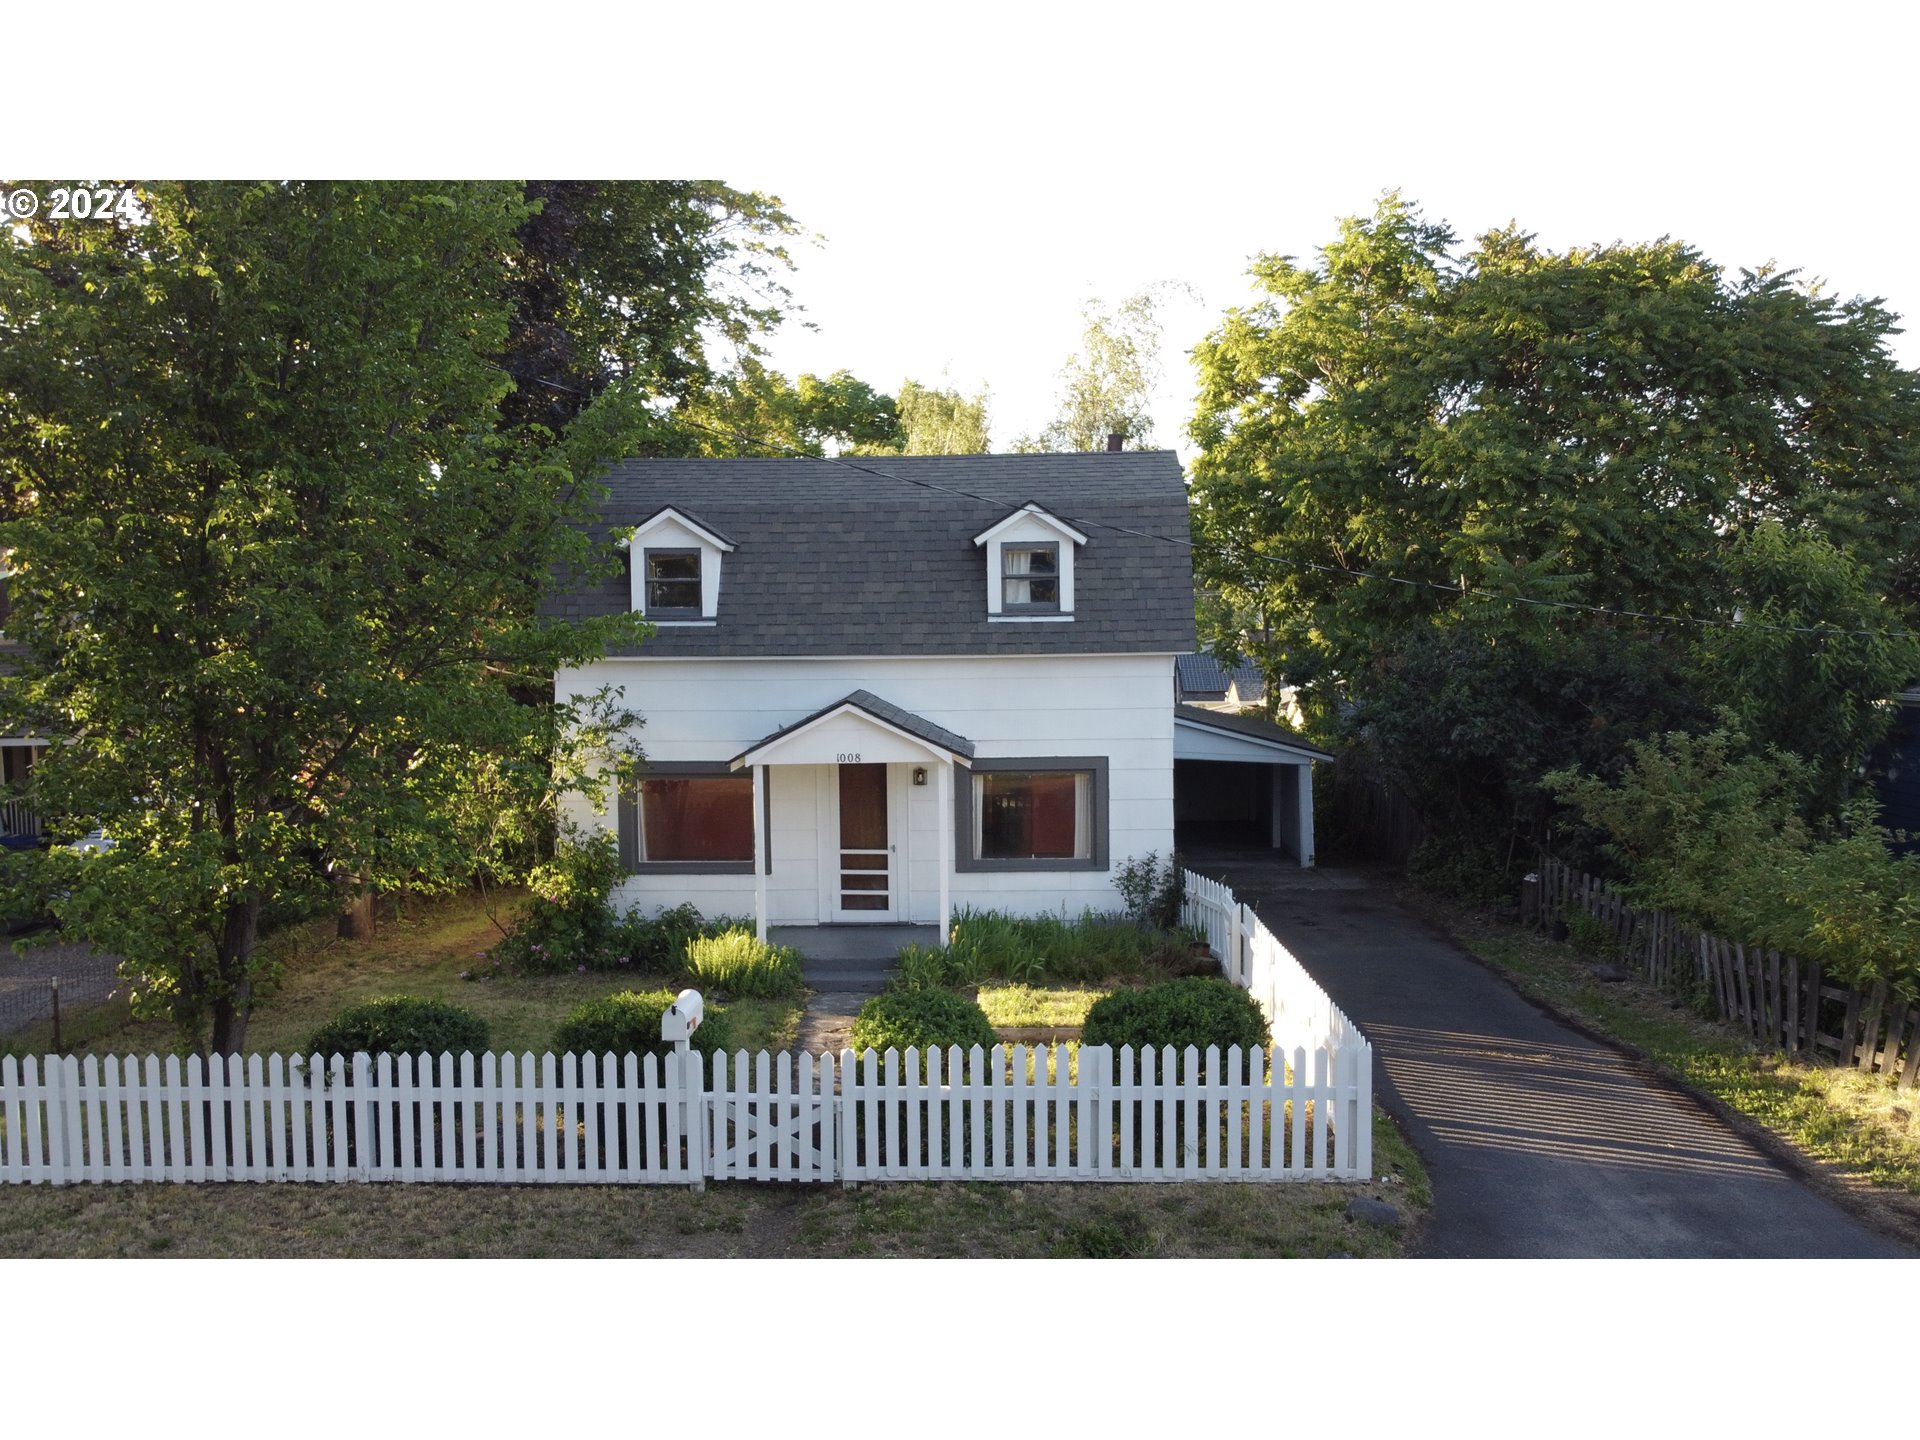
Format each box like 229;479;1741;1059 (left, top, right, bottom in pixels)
834;763;893;920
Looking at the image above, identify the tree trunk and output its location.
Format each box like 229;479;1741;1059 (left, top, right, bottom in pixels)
338;882;376;940
207;898;260;1057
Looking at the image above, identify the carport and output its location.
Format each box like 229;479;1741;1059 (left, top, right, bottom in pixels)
1172;704;1332;867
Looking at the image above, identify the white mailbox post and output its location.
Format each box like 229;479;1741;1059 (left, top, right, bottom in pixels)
659;988;706;1191
659;988;705;1050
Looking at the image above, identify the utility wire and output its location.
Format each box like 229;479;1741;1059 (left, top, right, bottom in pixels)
656;410;1916;643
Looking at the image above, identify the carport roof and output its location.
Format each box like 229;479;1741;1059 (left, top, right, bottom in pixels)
1174;704;1334;763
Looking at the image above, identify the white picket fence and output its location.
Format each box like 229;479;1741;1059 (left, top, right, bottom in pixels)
0;1038;1369;1186
0;869;1374;1189
1180;867;1369;1058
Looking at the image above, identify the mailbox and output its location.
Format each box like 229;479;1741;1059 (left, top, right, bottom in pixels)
659;988;705;1044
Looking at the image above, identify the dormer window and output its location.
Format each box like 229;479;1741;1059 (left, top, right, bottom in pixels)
1002;544;1059;609
644;549;702;617
972;503;1087;621
620;506;735;624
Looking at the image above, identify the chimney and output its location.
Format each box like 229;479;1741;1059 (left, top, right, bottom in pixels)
1106;432;1124;453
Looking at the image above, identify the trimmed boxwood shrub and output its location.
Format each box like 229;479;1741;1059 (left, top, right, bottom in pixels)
305;996;492;1064
1080;977;1270;1061
850;989;997;1062
551;989;737;1079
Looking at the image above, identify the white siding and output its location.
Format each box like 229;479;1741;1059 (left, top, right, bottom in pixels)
557;654;1176;925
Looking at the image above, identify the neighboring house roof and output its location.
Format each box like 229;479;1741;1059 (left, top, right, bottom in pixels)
1174;703;1334;761
1174;652;1266;701
732;689;977;767
549;452;1196;658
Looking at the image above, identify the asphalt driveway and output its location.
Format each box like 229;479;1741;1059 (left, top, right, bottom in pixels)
1188;848;1910;1258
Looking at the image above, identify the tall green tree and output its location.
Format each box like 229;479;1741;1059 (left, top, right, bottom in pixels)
1018;289;1174;452
1191;195;1920;698
680;358;900;455
499;180;803;437
0;182;645;1053
1191;194;1920;853
890;378;992;454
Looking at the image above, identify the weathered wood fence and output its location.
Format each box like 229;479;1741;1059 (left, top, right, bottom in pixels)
1537;856;1920;1089
0;1040;1369;1187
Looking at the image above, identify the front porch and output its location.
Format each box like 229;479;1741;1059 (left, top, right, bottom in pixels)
734;690;975;942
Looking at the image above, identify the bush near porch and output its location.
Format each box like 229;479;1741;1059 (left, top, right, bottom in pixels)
900;909;1214;989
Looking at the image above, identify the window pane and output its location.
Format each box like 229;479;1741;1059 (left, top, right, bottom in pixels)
641;777;752;861
647;553;699;580
1020;548;1057;576
1003;547;1057;607
646;552;701;612
976;771;1085;860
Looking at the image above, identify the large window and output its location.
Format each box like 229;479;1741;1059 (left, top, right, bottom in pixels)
619;766;757;873
956;757;1108;872
1001;544;1059;609
644;549;701;616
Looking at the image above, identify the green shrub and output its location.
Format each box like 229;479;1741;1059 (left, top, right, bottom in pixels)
682;929;804;998
894;942;953;990
551;990;737;1076
850;989;997;1062
1407;838;1512;909
1081;977;1270;1062
304;997;491;1083
1563;909;1615;959
1114;852;1186;930
941;908;1196;984
616;902;744;971
494;829;626;973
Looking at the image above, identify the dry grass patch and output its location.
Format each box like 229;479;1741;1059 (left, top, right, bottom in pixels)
0;1106;1425;1259
3;891;803;1061
974;984;1109;1031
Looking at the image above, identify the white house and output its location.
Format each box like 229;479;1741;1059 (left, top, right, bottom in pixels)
552;451;1316;942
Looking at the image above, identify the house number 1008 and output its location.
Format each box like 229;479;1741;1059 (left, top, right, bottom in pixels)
836;753;862;763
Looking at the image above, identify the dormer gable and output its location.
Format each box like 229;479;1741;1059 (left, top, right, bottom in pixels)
970;503;1088;619
616;506;736;623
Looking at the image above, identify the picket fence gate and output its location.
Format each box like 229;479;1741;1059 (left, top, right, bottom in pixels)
0;1039;1369;1188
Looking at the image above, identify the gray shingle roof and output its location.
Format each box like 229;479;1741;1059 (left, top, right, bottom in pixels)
734;689;976;764
1175;703;1334;760
1174;652;1266;701
548;452;1196;657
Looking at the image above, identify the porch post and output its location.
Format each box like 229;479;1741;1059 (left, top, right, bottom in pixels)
753;763;768;941
937;757;953;943
1297;762;1315;869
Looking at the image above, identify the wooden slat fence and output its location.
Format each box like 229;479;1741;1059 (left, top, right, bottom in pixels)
1537;856;1920;1088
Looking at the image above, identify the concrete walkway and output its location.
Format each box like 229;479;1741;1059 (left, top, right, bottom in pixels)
1190;849;1911;1258
774;924;936;1055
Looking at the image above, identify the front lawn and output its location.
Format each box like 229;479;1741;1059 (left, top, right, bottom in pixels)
1;891;803;1060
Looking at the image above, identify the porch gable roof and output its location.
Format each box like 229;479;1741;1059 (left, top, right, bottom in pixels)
730;689;976;769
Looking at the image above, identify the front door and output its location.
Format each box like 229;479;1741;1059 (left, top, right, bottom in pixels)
834;763;894;921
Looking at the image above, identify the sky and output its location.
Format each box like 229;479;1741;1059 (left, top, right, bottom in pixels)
712;4;1920;458
22;2;1919;468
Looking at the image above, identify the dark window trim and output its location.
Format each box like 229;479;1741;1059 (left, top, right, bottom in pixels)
953;755;1108;872
618;761;767;875
1000;540;1061;613
642;547;705;620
